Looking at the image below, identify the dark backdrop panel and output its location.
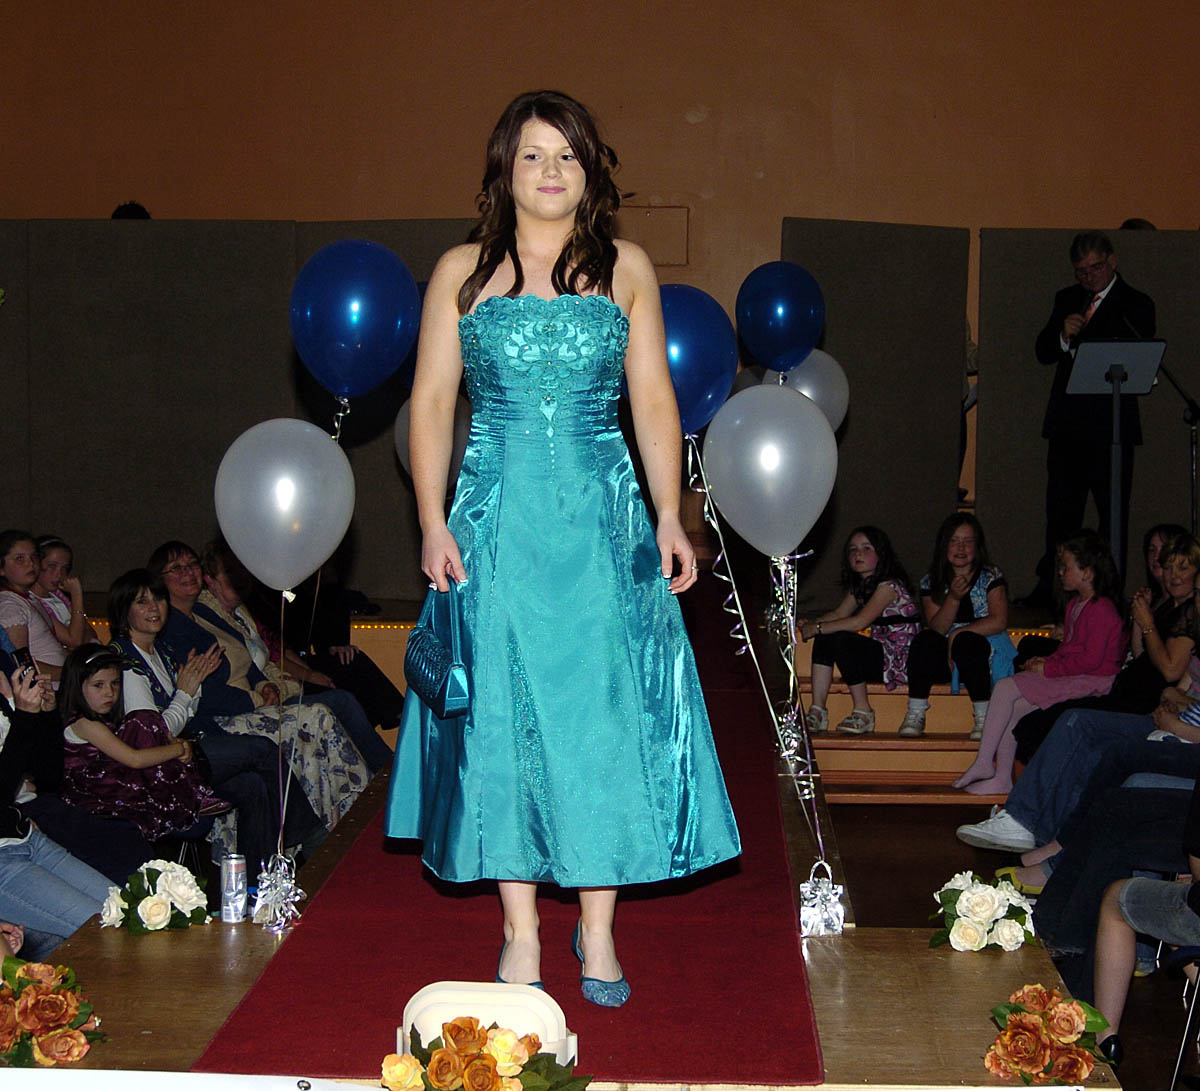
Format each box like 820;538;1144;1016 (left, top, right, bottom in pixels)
28;220;298;584
0;222;30;518
293;219;475;599
977;229;1200;596
781;218;968;604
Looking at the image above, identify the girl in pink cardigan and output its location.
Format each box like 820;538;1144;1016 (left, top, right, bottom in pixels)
953;532;1126;794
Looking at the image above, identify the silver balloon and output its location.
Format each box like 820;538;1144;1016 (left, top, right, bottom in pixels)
393;397;472;492
702;385;837;557
214;418;355;591
764;349;849;431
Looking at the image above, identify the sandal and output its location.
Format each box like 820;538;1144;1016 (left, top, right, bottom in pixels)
836;709;876;736
994;865;1045;896
805;706;829;735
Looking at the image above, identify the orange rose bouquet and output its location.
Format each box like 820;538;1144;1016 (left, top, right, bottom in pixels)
382;1015;590;1091
983;982;1107;1084
0;955;104;1068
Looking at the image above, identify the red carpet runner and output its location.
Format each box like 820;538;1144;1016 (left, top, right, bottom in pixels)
194;690;823;1084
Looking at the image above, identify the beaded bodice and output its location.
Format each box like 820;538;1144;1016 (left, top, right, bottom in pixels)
458;294;629;439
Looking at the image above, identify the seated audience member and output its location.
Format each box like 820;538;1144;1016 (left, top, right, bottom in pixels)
1091;773;1200;1068
1011;529;1199;759
0;664;110;960
258;564;405;735
152;541;369;830
798;526;921;736
957;696;1200;876
0;529;67;682
901;513;1015;738
32;535;100;650
108;567;319;869
199;538;391;772
1032;781;1194;1003
58;644;230;840
0;638;154;884
953;532;1126;794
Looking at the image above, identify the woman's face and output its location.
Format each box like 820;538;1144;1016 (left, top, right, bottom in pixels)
1058;550;1091;593
160;551;203;605
846;533;879;577
127;587;167;638
82;667;121;718
511;119;585;224
946;525;978;571
1;540;39;591
1147;533;1167;590
36;547;72;592
205;566;242;613
1161;554;1199;603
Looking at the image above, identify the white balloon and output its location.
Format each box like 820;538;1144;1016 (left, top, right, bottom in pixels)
764;349;850;431
394;397;472;492
703;385;838;557
214;418;355;590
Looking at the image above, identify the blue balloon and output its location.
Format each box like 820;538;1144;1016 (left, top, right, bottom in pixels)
735;261;825;371
660;284;739;434
290;240;421;399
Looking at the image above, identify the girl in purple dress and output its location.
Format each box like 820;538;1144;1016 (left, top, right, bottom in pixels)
59;644;229;840
798;525;921;736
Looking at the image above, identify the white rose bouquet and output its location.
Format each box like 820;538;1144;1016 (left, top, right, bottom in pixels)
100;859;209;934
930;871;1035;952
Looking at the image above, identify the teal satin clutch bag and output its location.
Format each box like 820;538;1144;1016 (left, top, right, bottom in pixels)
404;581;469;719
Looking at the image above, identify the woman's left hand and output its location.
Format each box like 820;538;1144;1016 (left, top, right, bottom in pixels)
657;514;698;595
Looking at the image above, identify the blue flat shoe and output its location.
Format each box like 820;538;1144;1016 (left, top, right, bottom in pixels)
572;923;630;1007
495;942;544;990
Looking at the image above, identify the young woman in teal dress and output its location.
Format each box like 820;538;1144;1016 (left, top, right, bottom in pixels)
385;90;740;1006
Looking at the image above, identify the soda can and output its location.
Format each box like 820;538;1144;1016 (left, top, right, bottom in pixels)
220;854;248;923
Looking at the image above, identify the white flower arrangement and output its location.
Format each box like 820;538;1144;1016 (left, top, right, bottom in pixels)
100;859;210;933
931;871;1035;952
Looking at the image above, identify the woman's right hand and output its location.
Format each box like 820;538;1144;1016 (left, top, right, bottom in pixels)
1131;594;1155;633
176;643;222;695
6;666;42;713
422;525;467;592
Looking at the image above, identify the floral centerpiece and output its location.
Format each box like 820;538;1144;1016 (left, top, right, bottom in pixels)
382;1015;591;1091
0;956;103;1067
100;858;209;933
985;983;1107;1084
931;871;1036;951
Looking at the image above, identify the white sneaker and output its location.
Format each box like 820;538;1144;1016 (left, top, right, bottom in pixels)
955;807;1036;852
898;709;926;737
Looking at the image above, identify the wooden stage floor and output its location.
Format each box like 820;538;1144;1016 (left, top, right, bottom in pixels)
51;767;1120;1089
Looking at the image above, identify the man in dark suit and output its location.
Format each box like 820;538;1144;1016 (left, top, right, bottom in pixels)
1026;231;1156;602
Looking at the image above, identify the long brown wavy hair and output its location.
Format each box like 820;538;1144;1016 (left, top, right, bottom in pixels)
456;90;622;315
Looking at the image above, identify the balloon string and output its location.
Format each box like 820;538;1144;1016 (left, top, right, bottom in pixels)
331;397;351;443
274;594;296;859
686;436;776;727
686;436;827;863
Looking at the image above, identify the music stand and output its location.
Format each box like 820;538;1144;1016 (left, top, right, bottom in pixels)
1067;338;1166;567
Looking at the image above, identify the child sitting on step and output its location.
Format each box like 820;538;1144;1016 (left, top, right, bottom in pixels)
799;526;920;736
952;531;1126;794
900;513;1016;738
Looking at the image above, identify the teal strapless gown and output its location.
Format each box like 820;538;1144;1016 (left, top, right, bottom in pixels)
385;294;741;886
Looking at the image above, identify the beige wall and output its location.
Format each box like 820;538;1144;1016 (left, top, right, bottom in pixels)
5;2;1198;311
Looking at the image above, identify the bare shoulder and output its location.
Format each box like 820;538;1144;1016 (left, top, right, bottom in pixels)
431;243;480;285
612;239;658;312
614;238;655;280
